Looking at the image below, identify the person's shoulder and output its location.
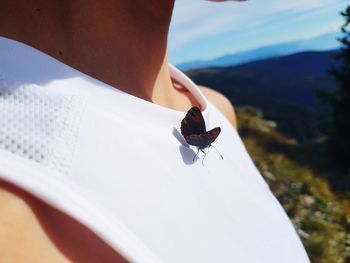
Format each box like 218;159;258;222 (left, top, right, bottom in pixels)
0;179;62;261
199;85;237;129
0;179;128;262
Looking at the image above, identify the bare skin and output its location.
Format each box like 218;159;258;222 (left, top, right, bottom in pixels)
0;0;197;111
0;0;237;262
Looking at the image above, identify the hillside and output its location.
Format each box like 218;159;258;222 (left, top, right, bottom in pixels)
186;50;341;144
236;106;350;263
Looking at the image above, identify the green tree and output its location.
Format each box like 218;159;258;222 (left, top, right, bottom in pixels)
324;5;350;175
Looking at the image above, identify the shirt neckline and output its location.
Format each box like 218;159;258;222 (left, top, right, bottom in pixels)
96;62;210;118
0;35;210;123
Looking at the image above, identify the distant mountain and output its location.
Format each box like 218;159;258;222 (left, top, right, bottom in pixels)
177;31;341;71
185;49;342;144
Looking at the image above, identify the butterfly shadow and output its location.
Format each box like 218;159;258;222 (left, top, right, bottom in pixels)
172;127;199;165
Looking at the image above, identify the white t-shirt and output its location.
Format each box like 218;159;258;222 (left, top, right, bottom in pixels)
0;36;310;263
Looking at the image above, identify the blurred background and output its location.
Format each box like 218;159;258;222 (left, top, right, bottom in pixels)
169;0;350;262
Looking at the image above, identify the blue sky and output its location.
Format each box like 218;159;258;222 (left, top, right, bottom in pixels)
168;0;347;64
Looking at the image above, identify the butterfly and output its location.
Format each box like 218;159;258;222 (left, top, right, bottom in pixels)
180;106;224;165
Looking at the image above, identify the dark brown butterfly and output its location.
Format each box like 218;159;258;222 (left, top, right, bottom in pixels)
180;106;223;164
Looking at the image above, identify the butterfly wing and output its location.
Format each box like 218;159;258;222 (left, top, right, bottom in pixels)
180;106;206;137
205;127;221;144
185;127;221;148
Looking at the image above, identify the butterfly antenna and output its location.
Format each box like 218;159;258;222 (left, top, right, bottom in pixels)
211;145;224;160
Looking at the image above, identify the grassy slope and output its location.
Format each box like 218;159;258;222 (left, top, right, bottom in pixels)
236;106;350;263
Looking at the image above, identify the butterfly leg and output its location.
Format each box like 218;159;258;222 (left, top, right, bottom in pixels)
200;148;208;166
193;148;200;162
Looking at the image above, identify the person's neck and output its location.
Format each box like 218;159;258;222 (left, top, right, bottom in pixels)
0;0;183;108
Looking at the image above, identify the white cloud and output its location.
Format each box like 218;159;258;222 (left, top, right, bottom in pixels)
169;0;346;52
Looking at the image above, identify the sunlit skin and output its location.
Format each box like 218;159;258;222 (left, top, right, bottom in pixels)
0;0;238;262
